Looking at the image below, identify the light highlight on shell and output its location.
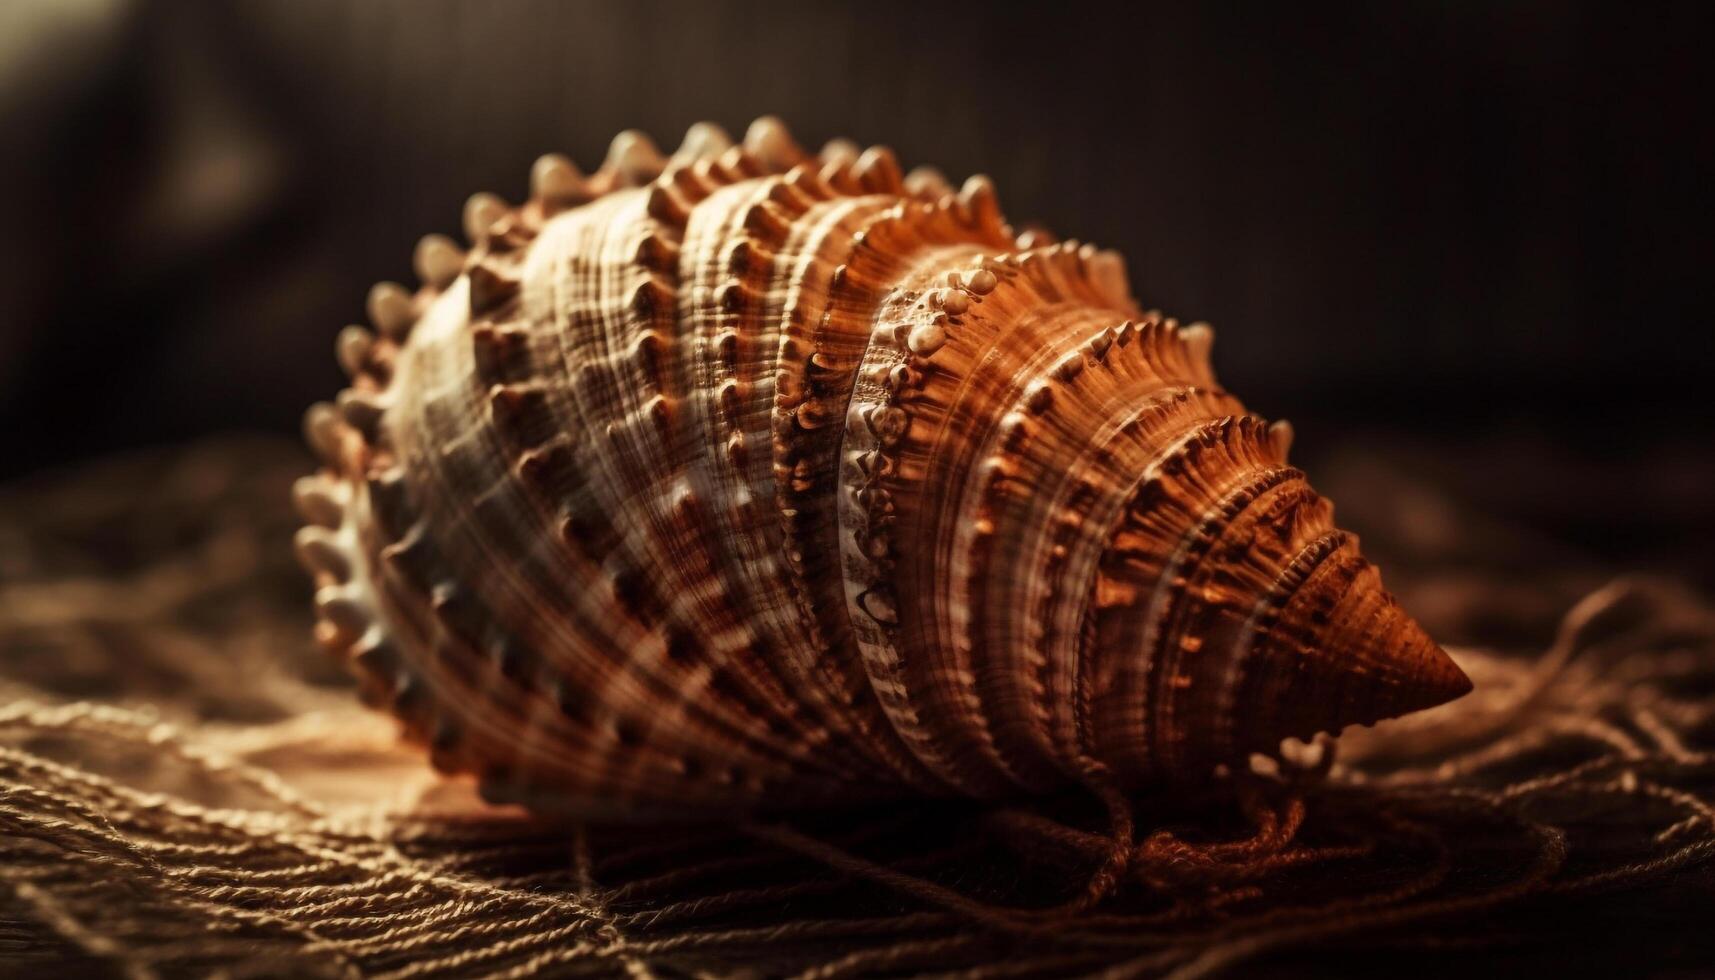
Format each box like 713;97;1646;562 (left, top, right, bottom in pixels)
294;117;1471;814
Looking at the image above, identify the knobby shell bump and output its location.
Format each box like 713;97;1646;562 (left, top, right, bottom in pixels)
293;117;1473;814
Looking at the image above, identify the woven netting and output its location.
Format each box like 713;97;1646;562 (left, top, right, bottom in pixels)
2;439;1712;978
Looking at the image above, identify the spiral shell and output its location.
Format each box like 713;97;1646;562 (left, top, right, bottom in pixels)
294;118;1471;814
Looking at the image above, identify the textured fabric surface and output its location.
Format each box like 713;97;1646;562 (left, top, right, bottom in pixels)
1;439;1711;978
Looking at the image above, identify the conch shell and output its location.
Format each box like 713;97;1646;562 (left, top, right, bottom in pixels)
294;118;1471;813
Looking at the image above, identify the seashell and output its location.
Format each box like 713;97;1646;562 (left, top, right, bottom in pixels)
295;117;1471;814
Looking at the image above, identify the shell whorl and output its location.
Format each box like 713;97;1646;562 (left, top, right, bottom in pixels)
295;118;1471;813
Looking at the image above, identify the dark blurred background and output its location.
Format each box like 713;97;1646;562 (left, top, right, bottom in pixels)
1;0;1711;583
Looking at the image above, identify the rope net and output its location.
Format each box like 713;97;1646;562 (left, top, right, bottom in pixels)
2;438;1711;978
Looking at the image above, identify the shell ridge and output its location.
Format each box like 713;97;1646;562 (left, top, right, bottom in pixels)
1145;451;1322;775
377;248;846;801
785;206;1003;793
1078;414;1277;776
1045;390;1251;776
500;254;824;787
969;341;1243;786
673;174;909;788
305;251;663;794
539;187;865;780
870;245;1144;791
453;176;876;798
1101;418;1304;777
834;240;1030;796
1206;480;1336;761
919;297;1132;790
682;175;955;790
1023;324;1242;777
767;194;965;792
1132;417;1293;774
1200;525;1348;759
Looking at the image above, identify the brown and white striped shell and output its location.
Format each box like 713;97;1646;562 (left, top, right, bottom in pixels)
294;118;1471;815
